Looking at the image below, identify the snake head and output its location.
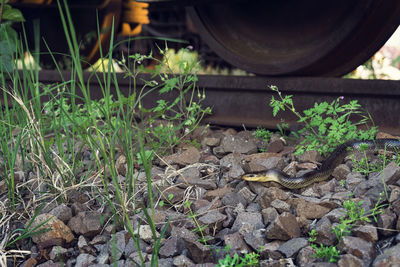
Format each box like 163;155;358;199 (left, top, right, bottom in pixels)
242;173;265;182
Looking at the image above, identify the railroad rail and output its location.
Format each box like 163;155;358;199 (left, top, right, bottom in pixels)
35;70;400;135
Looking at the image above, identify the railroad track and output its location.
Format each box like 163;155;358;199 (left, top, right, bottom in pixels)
35;70;400;135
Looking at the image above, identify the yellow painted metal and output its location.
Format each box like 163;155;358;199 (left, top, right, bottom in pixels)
121;0;149;36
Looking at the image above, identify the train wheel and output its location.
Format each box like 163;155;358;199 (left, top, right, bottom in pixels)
187;0;400;76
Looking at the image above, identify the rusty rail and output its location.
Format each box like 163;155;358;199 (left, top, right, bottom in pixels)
34;70;400;135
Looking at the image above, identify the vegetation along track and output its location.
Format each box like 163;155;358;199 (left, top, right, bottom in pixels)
11;70;400;135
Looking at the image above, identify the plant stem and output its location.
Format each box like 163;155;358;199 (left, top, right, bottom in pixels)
0;0;5;25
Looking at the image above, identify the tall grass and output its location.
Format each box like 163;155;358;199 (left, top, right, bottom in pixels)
0;0;209;266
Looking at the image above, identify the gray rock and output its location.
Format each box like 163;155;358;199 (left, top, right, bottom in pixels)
266;138;285;153
277;237;308;258
296;246;318;266
145;258;174;267
246;203;262;212
48;246;68;261
389;185;400;203
313;217;336;246
373;243;400;266
220;134;258;155
231;212;264;232
96;244;110;264
90;235;108;245
68;211;103;237
314;179;337;195
173;255;194;267
136;225;159;243
345;172;365;191
224;232;251;253
391;198;400;216
296;150;323;163
365;182;391;204
177;176;217;190
238;187;257;203
49;204;72;224
183;238;214;264
220;153;245;179
259;241;284;260
353;225;378;243
332;164;351;180
35;261;63;267
262;208;279;226
244;156;285;173
163;147;201;166
181;167;201;180
221;192;247;207
338;254;364;267
324;208;346;223
203;136;221;147
198;210;226;226
109;231;127;261
270;199;291;213
338;236;375;261
265;212;300;241
295;199;331;219
124;238;147;257
75;254;96;267
378;208;397;237
243;229;266;251
66;189;90;204
258;187;290;209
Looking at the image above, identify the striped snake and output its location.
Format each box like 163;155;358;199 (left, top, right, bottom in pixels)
242;139;400;189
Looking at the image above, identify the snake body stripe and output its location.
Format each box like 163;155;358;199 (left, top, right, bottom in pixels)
242;139;400;189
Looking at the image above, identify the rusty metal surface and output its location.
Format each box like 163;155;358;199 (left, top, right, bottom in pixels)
36;70;400;135
188;0;400;76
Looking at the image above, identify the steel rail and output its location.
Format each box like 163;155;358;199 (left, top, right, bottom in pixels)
29;70;400;135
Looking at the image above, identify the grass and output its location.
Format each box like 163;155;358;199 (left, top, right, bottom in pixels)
308;194;387;263
0;1;210;266
216;245;260;267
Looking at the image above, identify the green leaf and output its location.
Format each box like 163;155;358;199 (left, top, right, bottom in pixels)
2;7;25;22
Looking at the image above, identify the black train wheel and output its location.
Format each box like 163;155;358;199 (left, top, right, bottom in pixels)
187;0;400;76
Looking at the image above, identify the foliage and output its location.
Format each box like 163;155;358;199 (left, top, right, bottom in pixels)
0;0;24;72
185;201;211;245
0;1;212;265
124;46;212;154
216;245;260;267
332;195;386;242
308;195;386;263
253;127;271;142
352;149;400;176
312;244;340;263
269;86;377;156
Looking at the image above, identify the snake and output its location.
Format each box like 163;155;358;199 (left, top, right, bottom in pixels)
242;138;400;189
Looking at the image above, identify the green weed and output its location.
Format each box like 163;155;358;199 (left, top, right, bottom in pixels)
309;195;386;263
253;127;271;142
269;86;377;156
185;201;211;245
216;245;260;267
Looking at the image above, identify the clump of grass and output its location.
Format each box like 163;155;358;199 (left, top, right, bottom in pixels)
216;245;261;267
0;1;211;266
308;194;386;263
